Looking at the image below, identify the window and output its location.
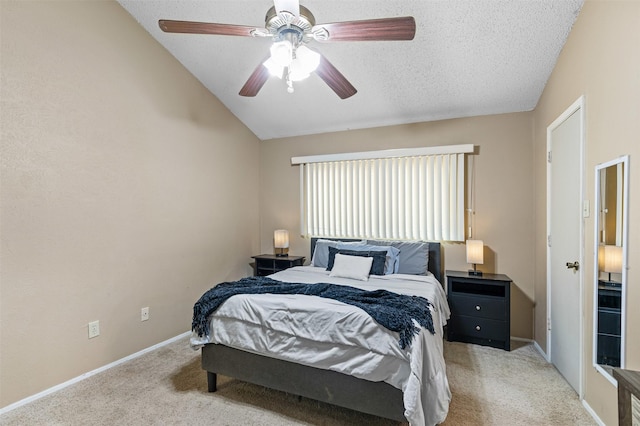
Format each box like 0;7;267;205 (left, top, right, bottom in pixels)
292;145;472;242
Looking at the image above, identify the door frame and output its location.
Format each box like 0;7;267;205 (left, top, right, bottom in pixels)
546;95;586;399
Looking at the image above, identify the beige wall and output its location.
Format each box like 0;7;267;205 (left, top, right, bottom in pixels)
259;113;536;340
4;0;637;422
532;1;640;424
0;1;260;408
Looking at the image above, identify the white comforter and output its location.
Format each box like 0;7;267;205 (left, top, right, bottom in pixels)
190;266;451;425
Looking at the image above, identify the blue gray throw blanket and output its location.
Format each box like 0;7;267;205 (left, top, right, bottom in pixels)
192;276;435;349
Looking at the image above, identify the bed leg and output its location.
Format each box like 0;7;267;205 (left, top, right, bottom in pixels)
207;372;217;392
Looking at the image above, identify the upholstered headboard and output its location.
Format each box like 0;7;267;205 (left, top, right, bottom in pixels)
310;238;443;285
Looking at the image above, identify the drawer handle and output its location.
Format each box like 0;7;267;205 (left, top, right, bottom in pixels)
475;305;481;311
475;325;481;331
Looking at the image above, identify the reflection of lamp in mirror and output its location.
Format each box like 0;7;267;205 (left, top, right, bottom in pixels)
274;229;289;257
466;240;484;276
601;245;622;282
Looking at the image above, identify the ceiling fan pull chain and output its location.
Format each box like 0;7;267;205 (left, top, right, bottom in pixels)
286;70;295;93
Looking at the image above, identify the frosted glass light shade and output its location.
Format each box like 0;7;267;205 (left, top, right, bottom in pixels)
270;41;293;67
289;46;320;81
263;57;284;78
265;44;318;82
466;240;484;265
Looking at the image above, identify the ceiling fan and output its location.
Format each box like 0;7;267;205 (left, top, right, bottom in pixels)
158;0;416;99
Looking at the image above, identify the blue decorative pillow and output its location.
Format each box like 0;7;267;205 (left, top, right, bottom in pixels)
327;247;388;275
366;240;429;275
336;244;400;274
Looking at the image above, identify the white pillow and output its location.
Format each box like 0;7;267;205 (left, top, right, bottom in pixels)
336;243;400;274
329;254;373;281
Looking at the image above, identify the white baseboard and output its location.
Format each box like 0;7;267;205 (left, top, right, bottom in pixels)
532;340;550;362
528;340;604;425
0;331;191;415
510;336;533;343
581;399;606;426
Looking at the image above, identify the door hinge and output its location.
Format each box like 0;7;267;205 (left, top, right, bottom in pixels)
548;235;552;247
547;318;551;331
547;151;552;163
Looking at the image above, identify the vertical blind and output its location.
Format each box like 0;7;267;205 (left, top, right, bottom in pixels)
295;147;469;242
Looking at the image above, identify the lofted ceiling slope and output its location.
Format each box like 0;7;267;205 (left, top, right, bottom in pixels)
118;0;583;140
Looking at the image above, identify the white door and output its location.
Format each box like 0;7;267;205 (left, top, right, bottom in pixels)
547;99;584;396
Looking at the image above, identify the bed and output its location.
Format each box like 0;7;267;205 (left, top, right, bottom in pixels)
191;238;450;425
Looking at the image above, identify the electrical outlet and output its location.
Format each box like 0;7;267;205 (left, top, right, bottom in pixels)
141;307;149;321
88;320;100;339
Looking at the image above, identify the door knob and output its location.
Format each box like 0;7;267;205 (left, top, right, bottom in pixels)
566;261;579;271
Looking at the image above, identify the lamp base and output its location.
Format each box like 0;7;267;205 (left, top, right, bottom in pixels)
468;269;483;276
274;247;289;257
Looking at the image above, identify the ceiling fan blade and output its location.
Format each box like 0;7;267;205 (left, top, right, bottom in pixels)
314;16;416;41
274;0;300;17
239;59;271;97
315;55;357;99
158;20;258;37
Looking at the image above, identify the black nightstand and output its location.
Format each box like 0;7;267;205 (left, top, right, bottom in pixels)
446;270;511;351
252;254;305;276
596;280;622;367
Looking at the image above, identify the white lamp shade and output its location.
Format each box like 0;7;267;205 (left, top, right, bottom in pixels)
274;229;290;249
598;245;605;271
466;240;484;265
602;245;622;274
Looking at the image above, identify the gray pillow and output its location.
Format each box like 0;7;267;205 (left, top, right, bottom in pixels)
311;239;365;268
366;240;430;275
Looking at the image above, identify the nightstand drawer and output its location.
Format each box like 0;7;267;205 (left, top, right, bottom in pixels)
597;308;621;336
449;315;507;342
449;293;506;321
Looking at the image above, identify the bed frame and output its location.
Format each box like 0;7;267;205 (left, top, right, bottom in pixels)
201;239;442;422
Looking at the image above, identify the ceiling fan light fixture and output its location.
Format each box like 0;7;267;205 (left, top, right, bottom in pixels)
269;40;293;67
295;46;320;71
158;3;416;99
288;67;310;82
263;57;284;78
289;46;320;81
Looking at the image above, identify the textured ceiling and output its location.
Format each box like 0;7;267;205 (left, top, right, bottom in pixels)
117;0;583;140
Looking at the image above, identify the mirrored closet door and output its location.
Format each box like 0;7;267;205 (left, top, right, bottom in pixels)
593;155;629;381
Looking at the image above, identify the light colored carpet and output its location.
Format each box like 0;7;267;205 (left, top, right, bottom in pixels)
441;341;594;425
0;338;596;425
